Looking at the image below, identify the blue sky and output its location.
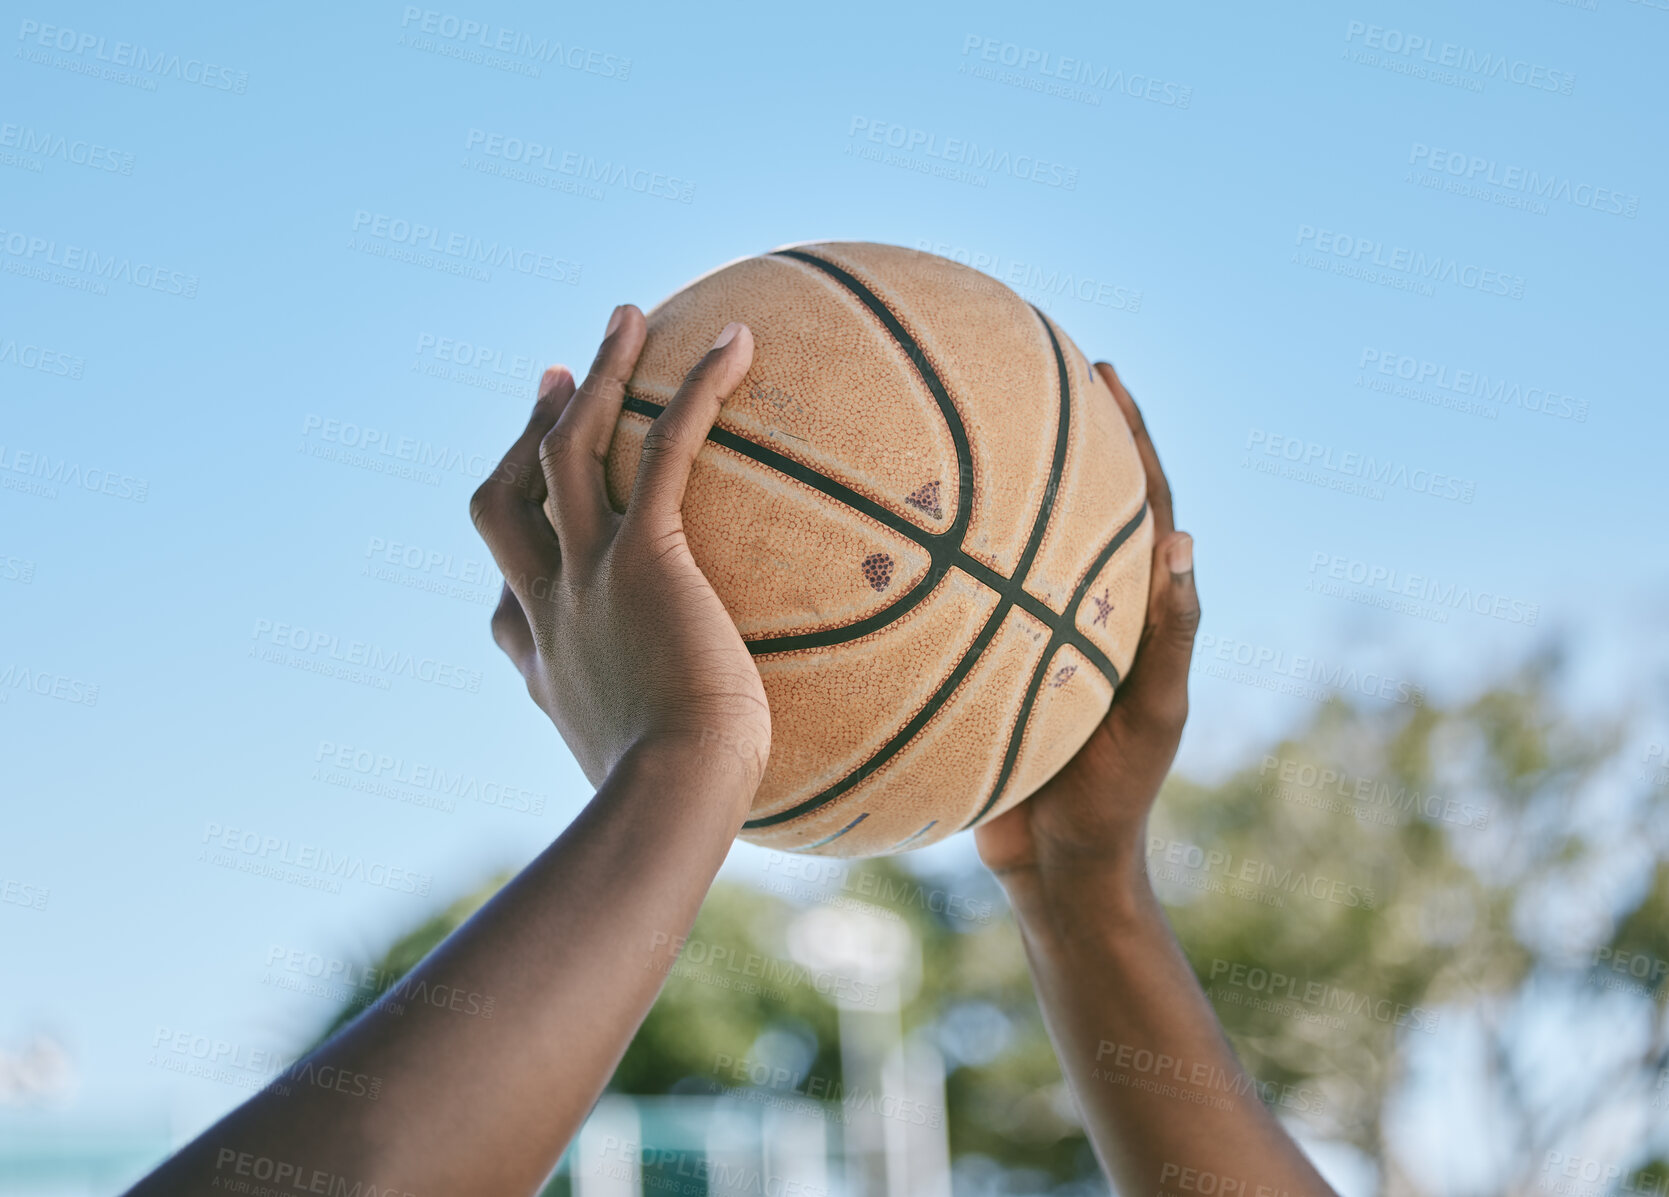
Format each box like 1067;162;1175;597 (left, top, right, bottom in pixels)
3;0;1665;1178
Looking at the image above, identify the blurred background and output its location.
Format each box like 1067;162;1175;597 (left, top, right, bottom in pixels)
2;1;1666;1194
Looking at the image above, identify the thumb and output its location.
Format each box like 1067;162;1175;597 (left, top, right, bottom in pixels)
1110;531;1199;743
627;322;754;524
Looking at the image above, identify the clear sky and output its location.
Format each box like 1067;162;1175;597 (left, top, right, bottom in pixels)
3;0;1665;1175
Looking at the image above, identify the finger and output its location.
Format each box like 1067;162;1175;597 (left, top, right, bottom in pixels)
489;583;535;673
1094;361;1174;541
626;322;754;525
484;365;575;510
542;305;648;546
520;366;577;506
469;367;574;596
1109;532;1199;746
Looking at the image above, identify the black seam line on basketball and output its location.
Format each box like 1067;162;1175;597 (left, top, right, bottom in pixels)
741;598;1012;830
893;820;938;850
627;391;1115;670
969;649;1057;833
621;395;925;540
803;812;869;851
953;552;1118;684
769;248;976;544
621;393;955;655
622;391;1115;678
942;310;1119;687
1012;308;1073;583
949;308;1076;832
958;500;1151;831
1062;501;1151;630
744;302;1074;833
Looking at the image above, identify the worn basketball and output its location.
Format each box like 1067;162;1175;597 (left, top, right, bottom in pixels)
604;242;1151;857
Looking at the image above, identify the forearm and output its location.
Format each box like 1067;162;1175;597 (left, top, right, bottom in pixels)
1002;850;1335;1197
128;740;752;1197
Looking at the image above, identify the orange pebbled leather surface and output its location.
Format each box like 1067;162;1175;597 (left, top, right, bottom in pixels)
604;241;1149;856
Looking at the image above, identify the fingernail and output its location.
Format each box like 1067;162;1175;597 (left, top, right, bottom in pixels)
538;365;563;399
711;322;743;350
605;305;626;338
1169;534;1193;575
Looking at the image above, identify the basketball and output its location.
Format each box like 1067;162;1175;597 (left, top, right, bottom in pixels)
604;242;1151;857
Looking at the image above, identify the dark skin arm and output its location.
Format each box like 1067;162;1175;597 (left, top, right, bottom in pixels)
976;362;1337;1196
126;308;770;1197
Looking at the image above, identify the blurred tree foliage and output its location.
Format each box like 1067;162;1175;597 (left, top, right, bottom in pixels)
315;649;1669;1196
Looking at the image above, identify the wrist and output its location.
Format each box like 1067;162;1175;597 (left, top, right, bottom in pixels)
612;731;764;820
999;840;1159;958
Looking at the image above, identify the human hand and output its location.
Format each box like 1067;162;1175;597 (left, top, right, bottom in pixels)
470;306;770;797
976;361;1200;901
